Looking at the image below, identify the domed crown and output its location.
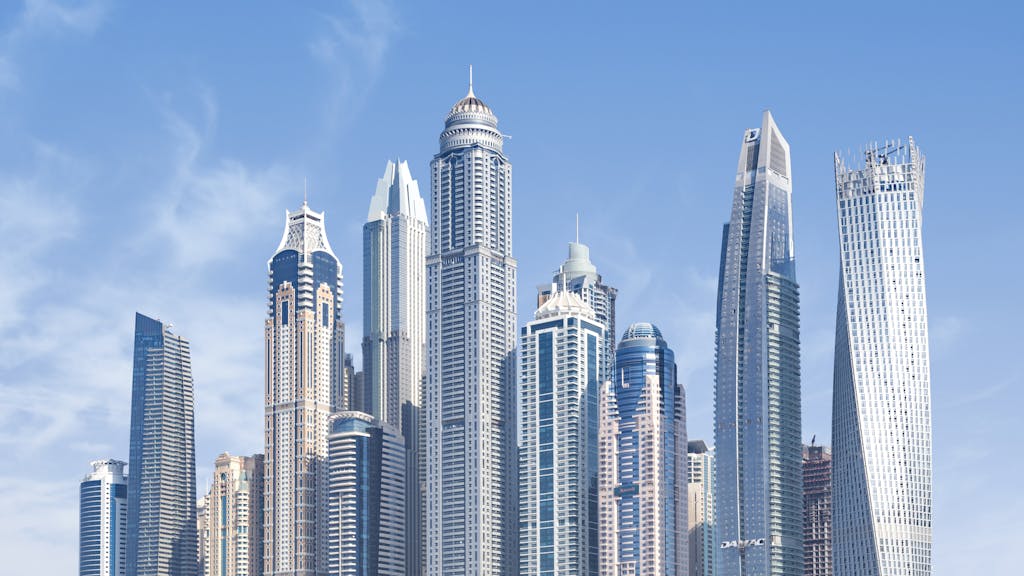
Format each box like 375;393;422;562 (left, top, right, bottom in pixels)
622;322;663;341
439;66;503;153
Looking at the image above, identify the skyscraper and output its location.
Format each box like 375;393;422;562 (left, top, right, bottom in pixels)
598;323;687;576
714;111;802;576
425;72;518;576
688;441;716;576
519;289;604;576
832;140;931;576
127;313;197;576
802;444;832;576
327;411;406;576
538;238;617;384
198;497;209;576
80;459;128;576
363;159;428;575
204;453;264;576
265;202;344;576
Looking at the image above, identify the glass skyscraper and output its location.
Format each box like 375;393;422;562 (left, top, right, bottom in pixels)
537;239;617;385
714;111;802;576
127;312;197;576
519;290;604;576
598;323;687;576
363;159;428;575
265;202;344;576
425;74;518;576
832;140;931;576
327;412;406;576
81;459;128;576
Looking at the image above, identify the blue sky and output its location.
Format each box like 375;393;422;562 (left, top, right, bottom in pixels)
0;0;1019;573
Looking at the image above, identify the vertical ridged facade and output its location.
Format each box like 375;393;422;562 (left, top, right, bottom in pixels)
425;79;518;576
80;459;128;576
204;453;264;576
802;445;832;576
714;111;802;576
688;441;716;576
127;313;197;576
519;290;604;576
265;203;344;576
599;323;687;576
538;241;617;385
832;140;931;576
363;159;428;575
327;412;406;576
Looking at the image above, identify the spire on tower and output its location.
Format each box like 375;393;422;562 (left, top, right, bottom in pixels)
468;64;474;97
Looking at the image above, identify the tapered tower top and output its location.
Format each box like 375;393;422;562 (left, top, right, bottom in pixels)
367;159;428;223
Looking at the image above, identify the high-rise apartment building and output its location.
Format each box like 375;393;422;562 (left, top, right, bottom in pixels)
714;111;802;576
688;441;716;576
519;289;604;576
598;323;687;576
803;444;832;576
198;497;209;576
425;74;518;575
265;202;344;576
832;140;931;576
327;411;406;576
537;239;617;384
363;159;428;575
204;453;264;576
127;313;197;576
80;459;128;576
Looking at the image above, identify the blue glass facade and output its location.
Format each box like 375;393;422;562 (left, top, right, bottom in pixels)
126;313;197;576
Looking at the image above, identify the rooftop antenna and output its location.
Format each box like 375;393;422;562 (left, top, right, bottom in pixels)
575;212;580;244
468;64;474;97
304;177;308;206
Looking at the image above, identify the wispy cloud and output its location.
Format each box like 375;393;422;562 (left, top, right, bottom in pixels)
308;0;400;131
0;0;109;90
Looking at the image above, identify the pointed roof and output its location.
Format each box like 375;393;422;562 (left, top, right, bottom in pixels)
273;202;337;258
535;288;595;321
367;160;428;223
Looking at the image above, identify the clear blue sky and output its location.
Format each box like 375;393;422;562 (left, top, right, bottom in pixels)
0;1;1019;573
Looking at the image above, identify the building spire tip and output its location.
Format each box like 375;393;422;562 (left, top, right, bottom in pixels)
468;64;474;97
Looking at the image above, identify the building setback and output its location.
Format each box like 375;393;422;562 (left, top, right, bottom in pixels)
714;111;803;576
803;444;832;576
519;289;604;576
327;412;406;576
363;159;428;575
599;323;687;576
832;140;932;576
204;453;264;576
424;73;518;576
688;441;716;576
127;313;197;576
265;202;344;576
80;459;128;576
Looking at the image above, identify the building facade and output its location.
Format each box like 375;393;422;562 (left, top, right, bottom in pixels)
363;159;428;575
127;313;197;576
327;412;406;576
198;497;209;576
598;323;687;576
714;111;803;576
265;202;344;576
832;140;931;576
80;459;128;576
519;290;604;576
688;441;716;576
803;444;832;576
204;453;264;576
538;239;617;385
425;76;518;575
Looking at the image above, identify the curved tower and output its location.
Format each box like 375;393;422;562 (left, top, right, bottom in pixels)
714;111;802;576
598;323;687;576
425;73;517;576
264;202;344;576
832;140;931;576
